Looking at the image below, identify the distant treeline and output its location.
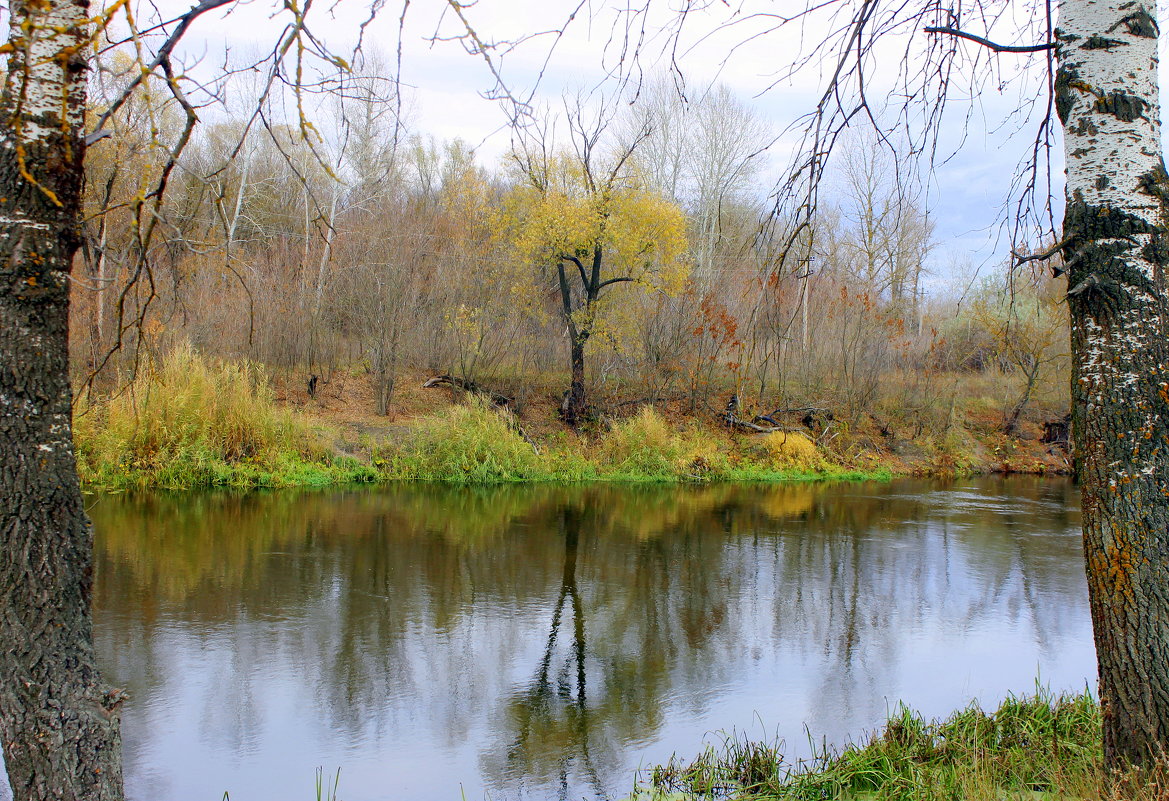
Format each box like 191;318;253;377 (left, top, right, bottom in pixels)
74;61;1068;437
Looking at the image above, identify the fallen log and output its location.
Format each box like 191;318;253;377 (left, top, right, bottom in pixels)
757;405;836;432
512;421;541;456
724;411;802;434
422;375;512;407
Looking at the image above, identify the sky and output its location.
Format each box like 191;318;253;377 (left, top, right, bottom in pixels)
142;0;1165;292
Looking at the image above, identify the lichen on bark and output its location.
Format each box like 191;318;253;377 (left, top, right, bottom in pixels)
1058;0;1169;772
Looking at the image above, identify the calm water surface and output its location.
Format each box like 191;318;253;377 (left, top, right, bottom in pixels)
11;478;1097;800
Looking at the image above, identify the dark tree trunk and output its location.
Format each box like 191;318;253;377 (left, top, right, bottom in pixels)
375;372;394;416
1067;221;1169;769
1002;357;1039;436
1057;0;1169;770
0;0;125;798
561;335;588;427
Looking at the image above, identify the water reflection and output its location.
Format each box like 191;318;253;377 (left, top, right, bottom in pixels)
80;477;1091;801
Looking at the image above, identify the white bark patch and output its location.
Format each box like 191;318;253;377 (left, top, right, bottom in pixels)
0;393;38;415
1061;0;1166;490
1077;299;1167;482
1059;4;1161;212
8;0;87;143
0;215;50;231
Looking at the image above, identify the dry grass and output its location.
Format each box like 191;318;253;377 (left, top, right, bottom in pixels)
757;431;830;472
597;406;725;479
74;346;370;488
74;346;1074;486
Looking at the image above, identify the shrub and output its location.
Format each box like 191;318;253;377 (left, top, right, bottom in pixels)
597;406;721;479
390;397;545;482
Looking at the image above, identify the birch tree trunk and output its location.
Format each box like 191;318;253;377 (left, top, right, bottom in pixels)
1056;0;1169;769
0;0;126;797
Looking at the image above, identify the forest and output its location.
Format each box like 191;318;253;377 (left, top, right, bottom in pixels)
69;57;1073;488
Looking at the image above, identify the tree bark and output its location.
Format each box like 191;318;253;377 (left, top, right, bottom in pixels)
0;0;126;798
562;335;588;427
555;255;594;428
1002;356;1040;436
1057;0;1169;770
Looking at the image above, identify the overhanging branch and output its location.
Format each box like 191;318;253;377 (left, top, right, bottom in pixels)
924;26;1055;54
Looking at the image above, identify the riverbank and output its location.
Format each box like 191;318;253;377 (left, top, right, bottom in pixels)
633;690;1161;801
73;349;1071;490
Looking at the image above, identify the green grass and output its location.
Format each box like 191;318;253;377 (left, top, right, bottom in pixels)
379;402;884;485
75;346;374;490
74;354;888;490
381;397;551;483
632;688;1136;801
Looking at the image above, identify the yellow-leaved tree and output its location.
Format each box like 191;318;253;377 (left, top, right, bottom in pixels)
504;101;688;424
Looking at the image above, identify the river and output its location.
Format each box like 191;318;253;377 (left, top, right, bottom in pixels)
3;477;1095;800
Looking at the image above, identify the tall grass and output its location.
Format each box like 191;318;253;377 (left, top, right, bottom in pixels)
756;431;832;473
636;688;1131;800
75;346;371;489
380;402;879;484
76;356;888;489
386;397;548;482
597;407;724;480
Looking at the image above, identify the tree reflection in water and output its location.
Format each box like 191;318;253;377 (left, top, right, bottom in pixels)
87;477;1091;801
502;505;604;801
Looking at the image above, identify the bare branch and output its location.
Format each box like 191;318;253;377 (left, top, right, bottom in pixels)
924;25;1055;54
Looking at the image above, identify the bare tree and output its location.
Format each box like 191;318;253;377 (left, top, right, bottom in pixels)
624;77;772;283
833;132;933;320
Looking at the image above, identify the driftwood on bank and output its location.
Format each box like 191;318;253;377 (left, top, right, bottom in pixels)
723;411;803;434
422;375;512;407
722;401;830;434
511;420;541;455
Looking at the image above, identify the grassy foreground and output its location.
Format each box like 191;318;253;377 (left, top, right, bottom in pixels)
74;349;876;490
74;348;378;490
633;689;1167;801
